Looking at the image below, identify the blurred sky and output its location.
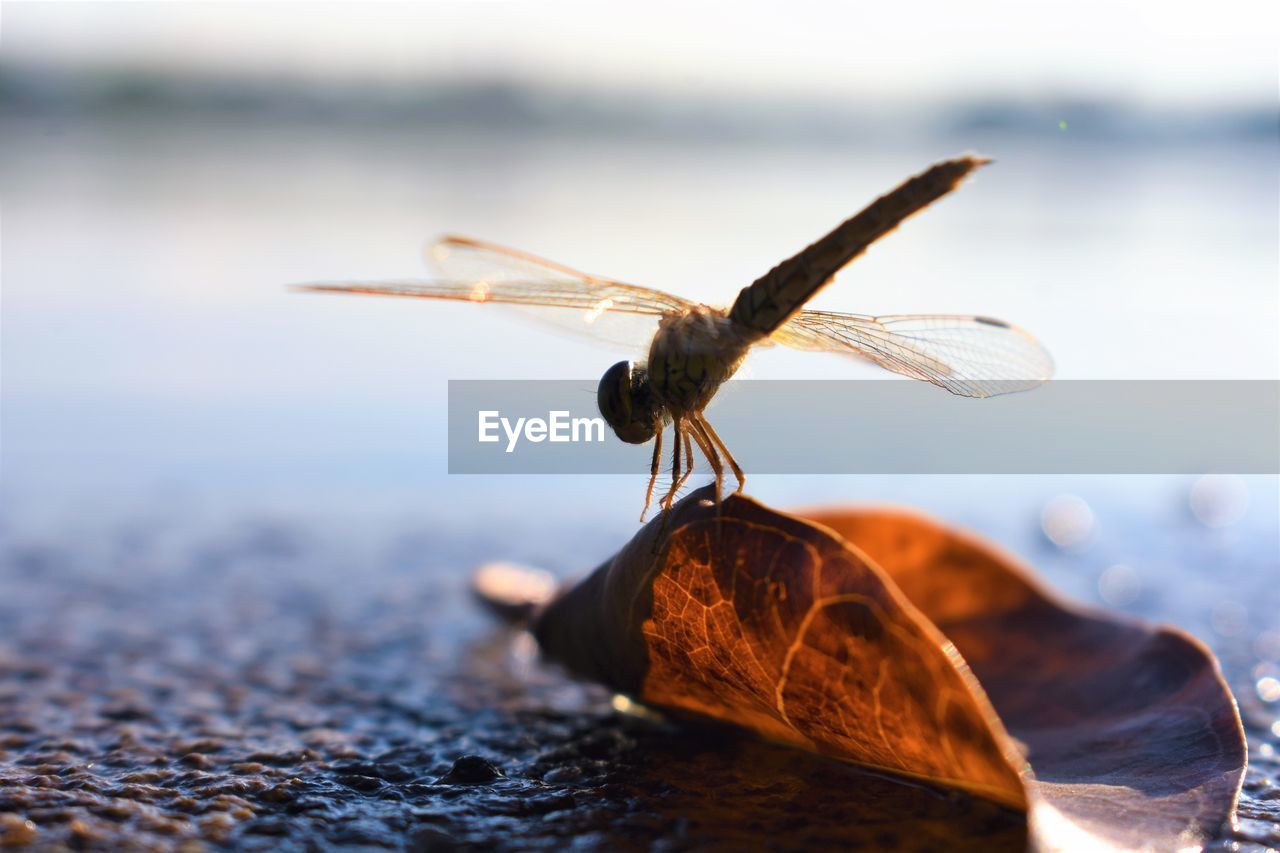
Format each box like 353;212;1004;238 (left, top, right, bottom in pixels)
3;0;1276;107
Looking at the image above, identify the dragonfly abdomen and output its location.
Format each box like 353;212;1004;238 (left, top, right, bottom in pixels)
728;156;989;336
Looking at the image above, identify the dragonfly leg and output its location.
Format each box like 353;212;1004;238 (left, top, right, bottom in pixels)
639;424;663;522
688;417;724;507
699;417;745;494
684;429;695;483
660;420;683;512
671;428;696;494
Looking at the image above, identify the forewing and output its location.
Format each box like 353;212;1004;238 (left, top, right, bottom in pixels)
774;311;1053;397
297;235;695;351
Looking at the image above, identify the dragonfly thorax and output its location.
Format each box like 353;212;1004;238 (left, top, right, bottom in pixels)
598;309;753;445
646;308;755;419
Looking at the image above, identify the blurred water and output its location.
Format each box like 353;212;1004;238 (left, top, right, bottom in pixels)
2;113;1276;509
2;108;1275;598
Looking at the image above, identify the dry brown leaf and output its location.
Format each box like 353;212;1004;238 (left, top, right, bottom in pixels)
800;504;1246;849
516;486;1244;849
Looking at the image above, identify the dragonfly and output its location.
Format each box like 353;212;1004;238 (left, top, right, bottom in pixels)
297;156;1052;519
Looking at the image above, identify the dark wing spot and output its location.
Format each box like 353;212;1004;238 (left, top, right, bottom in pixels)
974;316;1009;328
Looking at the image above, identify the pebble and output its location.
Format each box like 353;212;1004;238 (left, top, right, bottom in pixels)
436;756;505;785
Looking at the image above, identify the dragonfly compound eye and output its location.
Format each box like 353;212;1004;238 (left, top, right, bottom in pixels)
597;360;658;444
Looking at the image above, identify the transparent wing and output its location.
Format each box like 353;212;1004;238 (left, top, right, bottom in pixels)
773;310;1053;397
296;235;695;352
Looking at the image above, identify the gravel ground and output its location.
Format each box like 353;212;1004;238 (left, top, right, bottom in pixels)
0;488;1276;850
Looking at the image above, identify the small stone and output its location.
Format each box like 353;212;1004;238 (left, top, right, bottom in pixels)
436;755;503;785
0;814;39;846
333;773;383;793
541;765;582;785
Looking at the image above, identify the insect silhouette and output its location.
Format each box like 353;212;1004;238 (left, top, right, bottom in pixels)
297;156;1052;518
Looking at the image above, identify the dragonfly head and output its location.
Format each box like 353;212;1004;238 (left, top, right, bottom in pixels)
598;360;661;444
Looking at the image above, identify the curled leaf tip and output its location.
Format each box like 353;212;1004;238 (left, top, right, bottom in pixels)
472;561;558;625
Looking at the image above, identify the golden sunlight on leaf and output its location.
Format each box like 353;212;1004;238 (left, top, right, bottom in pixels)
800;505;1246;849
490;487;1244;850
